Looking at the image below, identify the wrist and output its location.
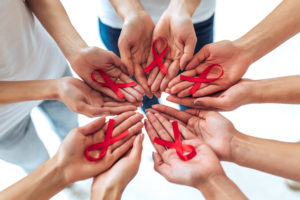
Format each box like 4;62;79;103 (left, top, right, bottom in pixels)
168;0;200;17
91;182;124;200
232;38;256;66
230;132;251;165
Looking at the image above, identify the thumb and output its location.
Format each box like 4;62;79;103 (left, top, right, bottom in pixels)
153;152;171;180
186;44;210;70
130;134;144;161
180;36;196;70
119;44;135;76
194;97;224;109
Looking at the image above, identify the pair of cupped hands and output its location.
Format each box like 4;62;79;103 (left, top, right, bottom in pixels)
55;104;240;197
55;7;255;119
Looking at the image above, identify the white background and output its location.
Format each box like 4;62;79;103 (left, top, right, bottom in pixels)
0;0;300;199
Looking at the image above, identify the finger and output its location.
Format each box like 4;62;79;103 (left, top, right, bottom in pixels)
75;102;106;117
152;104;192;123
193;96;225;109
119;44;135;76
153;152;172;180
147;67;160;86
151;71;164;93
78;117;106;136
177;86;194;98
166;95;204;109
160;59;180;92
118;71;145;96
145;119;166;156
180;35;196;70
101;105;138;115
192;84;223;97
112;113;144;137
146;112;173;141
186;44;209;70
168;68;197;89
177;123;195;140
119;88;137;103
135;64;153;98
153;113;175;139
111;135;136;161
90;84;124;102
129;134;144;160
110;121;144;150
169;81;193;96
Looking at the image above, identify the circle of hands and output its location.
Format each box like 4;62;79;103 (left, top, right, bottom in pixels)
56;9;253;196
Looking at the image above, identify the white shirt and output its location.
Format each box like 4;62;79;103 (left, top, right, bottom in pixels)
0;0;67;135
98;0;216;28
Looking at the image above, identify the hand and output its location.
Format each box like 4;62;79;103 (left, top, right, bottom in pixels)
91;134;144;200
146;7;197;95
147;104;238;161
69;47;144;102
57;77;141;117
118;11;154;98
166;79;255;111
55;111;144;184
168;40;252;97
145;111;225;188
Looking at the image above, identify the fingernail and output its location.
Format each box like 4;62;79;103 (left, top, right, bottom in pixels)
194;101;203;106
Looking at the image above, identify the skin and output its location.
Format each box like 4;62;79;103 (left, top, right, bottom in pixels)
147;0;200;97
0;77;141;117
145;110;247;200
148;104;300;181
26;0;145;103
110;0;154;98
0;112;144;200
168;0;300;99
167;76;300;111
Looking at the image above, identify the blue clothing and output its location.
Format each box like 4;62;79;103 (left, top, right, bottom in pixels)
98;14;214;111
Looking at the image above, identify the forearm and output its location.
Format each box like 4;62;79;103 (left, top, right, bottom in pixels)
234;0;300;63
197;175;247;200
27;0;87;61
168;0;201;17
0;80;59;104
91;184;123;200
109;0;146;21
231;132;300;181
0;156;67;200
246;76;300;104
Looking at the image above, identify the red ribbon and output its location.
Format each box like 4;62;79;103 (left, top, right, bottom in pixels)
153;121;196;161
144;38;168;75
91;69;137;99
85;119;129;162
180;64;224;94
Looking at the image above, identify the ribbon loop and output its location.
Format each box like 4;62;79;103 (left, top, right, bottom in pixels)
85;119;129;162
144;38;168;74
180;64;224;94
91;69;137;99
153;121;196;161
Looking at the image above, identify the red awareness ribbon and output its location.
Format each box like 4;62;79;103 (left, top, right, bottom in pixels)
153;121;196;161
144;38;168;75
91;69;137;99
180;64;224;94
85;119;129;162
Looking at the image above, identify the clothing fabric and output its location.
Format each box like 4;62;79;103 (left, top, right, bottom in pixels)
98;15;214;111
0;0;67;135
98;0;216;28
0;97;78;173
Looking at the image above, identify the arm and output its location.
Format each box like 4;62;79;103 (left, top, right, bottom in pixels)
108;0;154;97
147;0;201;96
145;110;247;200
235;0;300;63
0;112;144;200
26;0;145;103
231;132;300;182
169;0;300;98
167;75;300;111
0;156;66;200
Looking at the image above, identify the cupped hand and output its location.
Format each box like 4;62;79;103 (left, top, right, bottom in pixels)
148;104;238;161
166;79;255;111
146;9;196;96
91;134;144;200
69;46;144;102
56;111;144;184
118;11;154;98
168;40;252;97
145;111;225;188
